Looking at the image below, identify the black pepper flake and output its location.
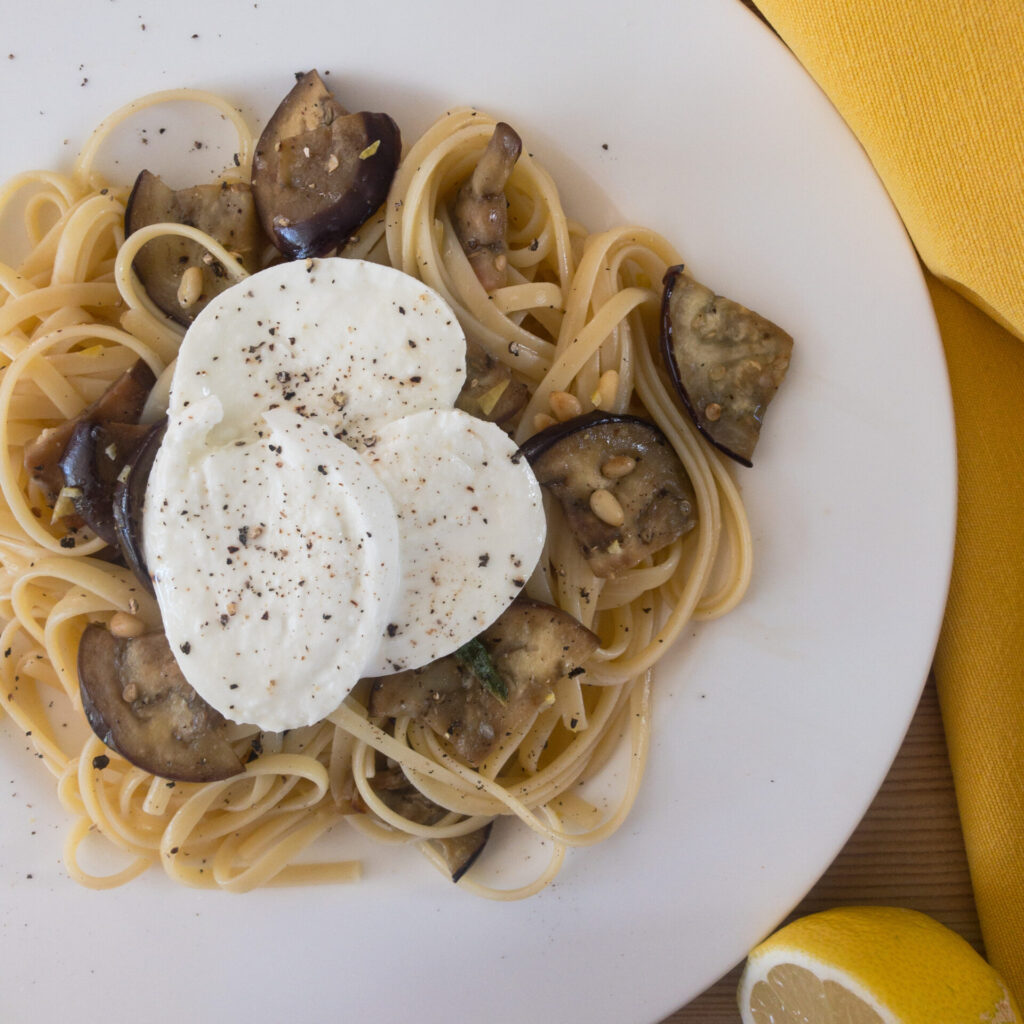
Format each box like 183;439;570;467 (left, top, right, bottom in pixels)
91;754;110;770
478;553;490;567
229;683;239;689
261;611;269;620
180;641;192;655
397;306;406;314
602;142;609;150
512;577;525;588
409;375;422;383
316;464;328;475
529;238;539;251
567;666;586;678
238;526;249;547
220;614;230;626
3;648;10;658
59;536;76;549
169;846;179;855
386;623;399;637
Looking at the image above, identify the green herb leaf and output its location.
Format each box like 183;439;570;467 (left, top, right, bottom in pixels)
455;638;508;703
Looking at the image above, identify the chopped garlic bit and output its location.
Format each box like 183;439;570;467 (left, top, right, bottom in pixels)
478;378;510;416
51;486;82;522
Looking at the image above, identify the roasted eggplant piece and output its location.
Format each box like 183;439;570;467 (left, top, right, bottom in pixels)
660;266;793;466
24;360;156;509
252;70;400;259
58;420;151;545
369;597;599;767
125;171;269;325
452;122;521;291
78;624;242;782
112;419;166;592
521;411;696;577
455;340;529;430
368;766;493;883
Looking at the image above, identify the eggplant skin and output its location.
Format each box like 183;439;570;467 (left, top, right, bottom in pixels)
112;420;166;593
24;360;155;510
368;597;599;767
124;172;268;326
58;421;151;546
252;70;401;259
520;411;697;578
366;766;493;882
77;625;242;783
660;265;793;467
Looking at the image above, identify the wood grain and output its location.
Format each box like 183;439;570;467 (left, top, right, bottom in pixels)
662;674;980;1020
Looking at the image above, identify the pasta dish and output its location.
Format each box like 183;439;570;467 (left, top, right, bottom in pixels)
0;73;790;896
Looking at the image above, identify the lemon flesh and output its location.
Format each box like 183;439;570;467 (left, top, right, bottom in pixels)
737;907;1021;1024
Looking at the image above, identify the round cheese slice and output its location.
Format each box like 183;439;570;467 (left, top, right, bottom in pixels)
169;257;467;451
144;402;400;730
361;408;547;675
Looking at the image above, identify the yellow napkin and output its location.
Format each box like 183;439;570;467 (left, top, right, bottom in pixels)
753;0;1024;1001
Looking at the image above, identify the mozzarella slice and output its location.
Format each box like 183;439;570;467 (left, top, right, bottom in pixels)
143;402;400;731
361;408;546;675
169;258;466;450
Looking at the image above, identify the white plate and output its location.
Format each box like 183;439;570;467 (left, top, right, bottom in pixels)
0;1;955;1020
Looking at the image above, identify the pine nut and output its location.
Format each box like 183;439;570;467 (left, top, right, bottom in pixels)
177;265;203;309
589;488;625;527
705;402;723;422
591;370;620;410
109;612;146;639
549;390;582;421
601;455;636;479
533;413;558;432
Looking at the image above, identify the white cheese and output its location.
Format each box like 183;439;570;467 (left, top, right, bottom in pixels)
144;402;400;731
144;259;548;732
362;408;546;675
168;258;466;450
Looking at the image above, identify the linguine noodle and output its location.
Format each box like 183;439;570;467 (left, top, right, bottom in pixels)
0;89;750;896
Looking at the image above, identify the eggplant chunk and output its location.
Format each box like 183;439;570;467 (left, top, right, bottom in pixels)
24;360;156;509
521;411;697;577
368;597;599;767
58;421;151;546
252;70;401;259
125;171;269;325
78;624;242;782
455;340;529;430
367;767;492;883
452;122;521;291
660;266;793;466
112;419;166;592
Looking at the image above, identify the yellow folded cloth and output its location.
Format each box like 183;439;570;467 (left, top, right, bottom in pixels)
754;0;1024;1001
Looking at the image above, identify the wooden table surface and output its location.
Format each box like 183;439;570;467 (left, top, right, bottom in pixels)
663;674;980;1019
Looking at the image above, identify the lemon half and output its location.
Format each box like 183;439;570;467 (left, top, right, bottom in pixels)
737;906;1021;1024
